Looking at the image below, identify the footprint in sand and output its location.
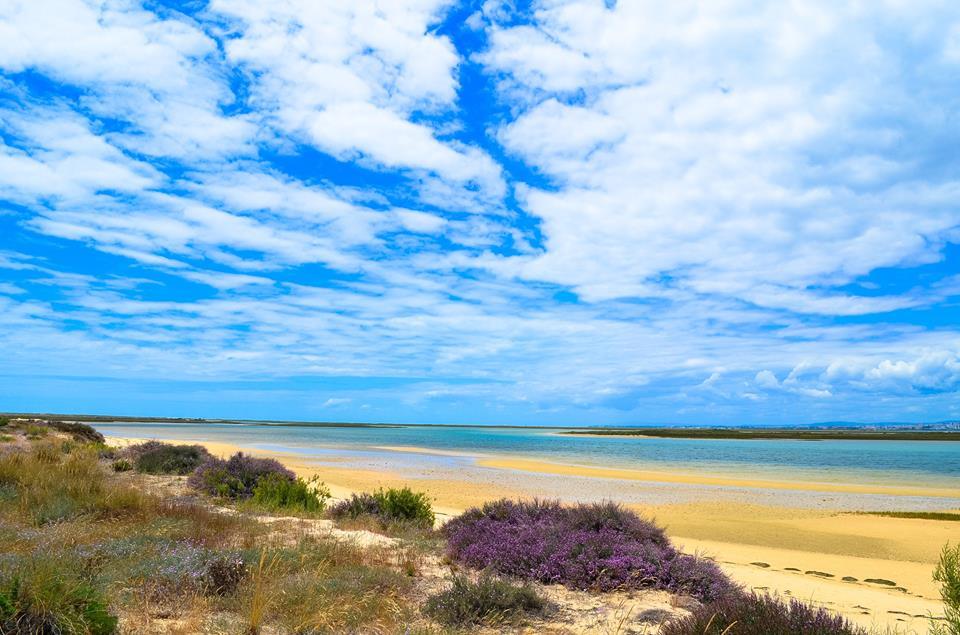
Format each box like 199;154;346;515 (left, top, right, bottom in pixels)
842;576;858;582
805;570;835;578
750;562;770;568
785;567;801;572
864;578;897;587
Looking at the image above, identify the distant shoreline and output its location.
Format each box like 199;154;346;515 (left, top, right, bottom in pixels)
5;411;959;435
564;428;960;441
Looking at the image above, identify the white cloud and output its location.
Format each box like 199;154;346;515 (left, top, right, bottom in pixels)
0;0;254;160
485;1;960;313
211;0;504;195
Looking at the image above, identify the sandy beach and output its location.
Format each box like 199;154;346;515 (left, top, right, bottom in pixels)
106;434;956;634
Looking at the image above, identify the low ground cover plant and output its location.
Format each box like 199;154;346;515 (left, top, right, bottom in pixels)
424;573;550;626
329;487;434;527
443;499;736;601
661;591;867;635
124;441;211;475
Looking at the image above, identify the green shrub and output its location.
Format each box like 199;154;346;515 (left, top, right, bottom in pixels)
376;487;435;526
424;573;549;626
0;559;118;634
128;441;211;475
329;487;435;527
933;543;960;635
46;421;105;444
0;434;12;443
250;474;330;513
193;465;245;498
0;416;9;428
111;458;132;472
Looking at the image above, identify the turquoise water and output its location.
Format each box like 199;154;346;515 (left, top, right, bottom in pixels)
91;422;960;489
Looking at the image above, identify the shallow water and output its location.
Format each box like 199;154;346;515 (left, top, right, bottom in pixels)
91;421;960;490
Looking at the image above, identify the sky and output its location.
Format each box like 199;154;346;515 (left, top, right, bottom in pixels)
1;1;959;425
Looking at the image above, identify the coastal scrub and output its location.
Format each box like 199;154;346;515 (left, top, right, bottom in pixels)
330;487;435;528
661;592;867;635
443;499;736;601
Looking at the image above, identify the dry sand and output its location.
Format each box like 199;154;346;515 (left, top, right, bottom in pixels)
108;435;955;634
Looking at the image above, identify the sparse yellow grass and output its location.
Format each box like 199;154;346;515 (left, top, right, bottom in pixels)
0;431;430;634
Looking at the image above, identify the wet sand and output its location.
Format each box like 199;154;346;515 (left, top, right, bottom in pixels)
107;435;956;634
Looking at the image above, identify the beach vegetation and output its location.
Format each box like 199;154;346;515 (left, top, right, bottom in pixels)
329;486;435;527
932;542;960;635
661;591;867;634
124;440;211;475
44;420;105;444
424;573;550;626
0;416;9;427
248;472;330;514
0;443;148;525
188;452;295;498
0;558;118;635
24;424;48;439
0;429;430;633
110;458;132;472
443;499;736;601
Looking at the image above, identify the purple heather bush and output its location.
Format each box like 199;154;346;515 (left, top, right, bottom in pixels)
661;591;867;635
188;452;294;498
443;499;736;602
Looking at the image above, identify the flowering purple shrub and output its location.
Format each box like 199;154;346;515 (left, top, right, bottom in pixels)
661;591;867;634
188;452;294;498
443;499;736;602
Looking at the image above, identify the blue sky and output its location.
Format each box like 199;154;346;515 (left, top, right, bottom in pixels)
1;1;959;425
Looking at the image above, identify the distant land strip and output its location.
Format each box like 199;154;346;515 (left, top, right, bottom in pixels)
564;428;960;441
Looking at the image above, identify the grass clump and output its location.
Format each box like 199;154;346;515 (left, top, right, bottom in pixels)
235;540;415;634
248;473;330;514
24;425;48;440
111;458;132;472
0;557;118;634
443;499;736;601
329;487;435;528
661;591;866;635
932;542;960;635
0;443;149;525
125;441;211;475
424;573;549;626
